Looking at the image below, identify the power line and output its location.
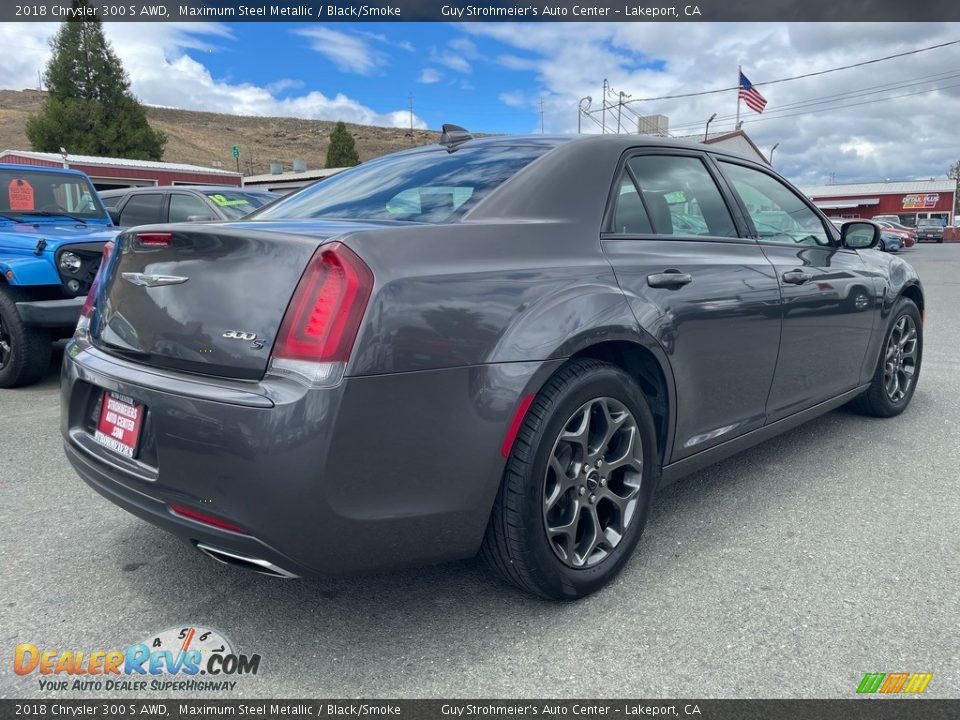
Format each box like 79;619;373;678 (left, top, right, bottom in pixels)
735;79;960;127
666;67;960;133
584;38;960;110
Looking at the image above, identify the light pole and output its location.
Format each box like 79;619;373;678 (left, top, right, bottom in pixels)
769;142;780;166
577;96;592;134
703;113;717;142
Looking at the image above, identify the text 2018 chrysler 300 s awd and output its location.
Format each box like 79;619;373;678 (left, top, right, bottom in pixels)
60;130;923;599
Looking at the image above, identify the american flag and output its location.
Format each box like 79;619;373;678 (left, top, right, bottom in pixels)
738;71;767;114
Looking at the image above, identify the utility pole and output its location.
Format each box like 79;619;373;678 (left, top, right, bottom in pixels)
539;96;544;134
616;91;631;134
601;79;609;134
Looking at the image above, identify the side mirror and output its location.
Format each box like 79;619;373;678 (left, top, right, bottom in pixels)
841;221;880;249
186;215;215;222
108;207;121;225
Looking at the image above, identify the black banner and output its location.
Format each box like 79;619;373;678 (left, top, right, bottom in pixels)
1;700;958;720
2;0;960;23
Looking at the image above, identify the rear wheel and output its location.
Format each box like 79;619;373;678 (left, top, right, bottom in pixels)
481;359;659;600
851;297;922;417
0;287;52;388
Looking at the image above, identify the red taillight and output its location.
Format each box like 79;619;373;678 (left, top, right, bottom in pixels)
169;503;248;534
273;242;374;362
137;232;172;247
79;241;114;321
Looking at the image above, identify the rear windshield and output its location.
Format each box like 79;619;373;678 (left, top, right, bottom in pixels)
202;190;275;219
254;146;551;224
917;219;941;226
0;168;105;219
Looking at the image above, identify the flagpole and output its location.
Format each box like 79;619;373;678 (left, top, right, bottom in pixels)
733;65;743;130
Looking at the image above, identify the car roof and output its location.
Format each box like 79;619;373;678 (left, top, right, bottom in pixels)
0;162;91;178
99;185;269;197
391;132;760;164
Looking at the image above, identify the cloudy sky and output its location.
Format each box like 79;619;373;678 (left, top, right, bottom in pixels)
1;21;958;185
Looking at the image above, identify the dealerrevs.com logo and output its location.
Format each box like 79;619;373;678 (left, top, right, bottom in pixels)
14;626;261;692
856;672;933;695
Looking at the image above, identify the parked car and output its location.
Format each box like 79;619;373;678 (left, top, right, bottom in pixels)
830;219;901;251
61;131;924;599
873;221;914;248
915;218;945;243
0;164;117;387
99;186;276;228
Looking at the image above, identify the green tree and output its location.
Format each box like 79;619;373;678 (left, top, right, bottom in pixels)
325;121;360;168
26;0;166;160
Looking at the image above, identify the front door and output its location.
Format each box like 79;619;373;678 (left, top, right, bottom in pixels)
716;159;878;421
601;151;782;461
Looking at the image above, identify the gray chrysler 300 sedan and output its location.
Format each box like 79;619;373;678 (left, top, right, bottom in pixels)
61;130;923;599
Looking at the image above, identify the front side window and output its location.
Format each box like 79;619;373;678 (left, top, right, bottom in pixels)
720;162;830;246
625;155;736;238
254;146;551;224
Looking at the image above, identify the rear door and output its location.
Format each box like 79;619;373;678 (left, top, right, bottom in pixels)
715;159;878;421
118;193;164;228
601;150;782;461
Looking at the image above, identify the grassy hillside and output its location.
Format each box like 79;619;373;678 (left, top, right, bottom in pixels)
0;89;440;174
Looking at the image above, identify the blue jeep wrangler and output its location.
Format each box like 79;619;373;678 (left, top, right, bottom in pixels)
0;163;118;387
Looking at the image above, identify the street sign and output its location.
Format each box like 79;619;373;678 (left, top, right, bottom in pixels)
231;145;240;158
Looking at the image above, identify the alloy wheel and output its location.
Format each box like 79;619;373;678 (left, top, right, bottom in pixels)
883;314;918;403
543;397;643;568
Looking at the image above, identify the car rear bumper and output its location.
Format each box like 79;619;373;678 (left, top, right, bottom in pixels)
16;297;84;328
60;339;552;576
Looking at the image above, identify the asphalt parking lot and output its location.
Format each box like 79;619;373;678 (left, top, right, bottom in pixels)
1;245;958;700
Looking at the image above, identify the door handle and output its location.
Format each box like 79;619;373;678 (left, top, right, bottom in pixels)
782;269;813;285
647;270;693;289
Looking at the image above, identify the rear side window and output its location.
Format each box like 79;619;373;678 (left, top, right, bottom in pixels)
624;155;736;237
119;194;163;227
169;194;211;223
612;177;653;234
255;146;551;224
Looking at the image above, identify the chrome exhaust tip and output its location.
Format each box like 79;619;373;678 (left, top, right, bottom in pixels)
195;543;299;579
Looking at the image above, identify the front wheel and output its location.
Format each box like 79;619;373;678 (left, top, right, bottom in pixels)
481;359;659;600
851;298;922;417
0;287;52;388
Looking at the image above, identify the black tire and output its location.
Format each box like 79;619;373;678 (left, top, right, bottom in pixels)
481;359;660;600
0;286;52;389
851;297;922;418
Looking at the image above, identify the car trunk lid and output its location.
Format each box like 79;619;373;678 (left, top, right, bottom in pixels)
90;222;374;379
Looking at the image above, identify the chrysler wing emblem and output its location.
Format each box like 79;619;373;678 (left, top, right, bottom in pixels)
122;272;189;287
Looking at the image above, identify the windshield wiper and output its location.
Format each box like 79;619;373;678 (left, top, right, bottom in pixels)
17;210;88;225
0;212;23;222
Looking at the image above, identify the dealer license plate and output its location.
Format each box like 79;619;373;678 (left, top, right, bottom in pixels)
94;391;145;458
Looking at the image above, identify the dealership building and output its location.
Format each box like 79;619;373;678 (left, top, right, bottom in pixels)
800;179;956;227
0;149;242;190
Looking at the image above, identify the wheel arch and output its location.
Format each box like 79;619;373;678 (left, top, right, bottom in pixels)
899;282;924;315
566;339;675;465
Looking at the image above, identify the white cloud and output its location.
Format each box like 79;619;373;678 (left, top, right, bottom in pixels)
462;22;960;183
418;68;442;84
294;27;387;75
0;23;426;130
